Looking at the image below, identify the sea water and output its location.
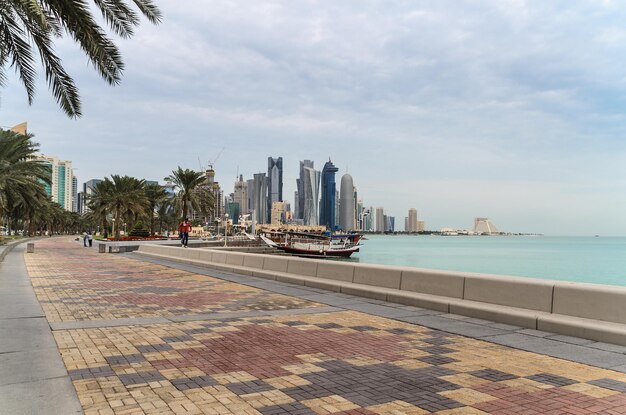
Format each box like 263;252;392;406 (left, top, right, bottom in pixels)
350;235;626;287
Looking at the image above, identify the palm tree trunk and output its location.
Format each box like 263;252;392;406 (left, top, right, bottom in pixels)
115;206;121;240
182;198;188;221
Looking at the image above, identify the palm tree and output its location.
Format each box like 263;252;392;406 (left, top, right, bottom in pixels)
87;179;114;238
156;197;177;235
0;0;161;117
105;175;147;240
0;129;51;235
144;183;167;235
165;167;212;221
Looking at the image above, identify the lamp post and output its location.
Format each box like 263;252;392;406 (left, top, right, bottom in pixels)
111;218;116;239
224;213;229;247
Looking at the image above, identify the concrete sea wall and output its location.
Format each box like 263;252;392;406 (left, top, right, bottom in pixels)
136;244;626;346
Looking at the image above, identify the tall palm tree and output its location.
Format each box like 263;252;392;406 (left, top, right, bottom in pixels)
144;182;167;235
0;0;161;117
165;167;212;221
105;175;147;239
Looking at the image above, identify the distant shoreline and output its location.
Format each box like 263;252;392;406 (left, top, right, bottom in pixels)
360;231;544;237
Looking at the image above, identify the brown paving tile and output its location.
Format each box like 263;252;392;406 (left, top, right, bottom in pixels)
25;239;322;322
50;312;626;415
23;239;626;415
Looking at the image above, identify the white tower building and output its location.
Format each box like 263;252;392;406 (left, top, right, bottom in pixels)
339;174;355;231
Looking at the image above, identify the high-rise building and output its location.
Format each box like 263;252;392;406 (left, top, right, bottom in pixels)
356;200;364;230
417;220;425;232
302;166;320;226
293;191;299;220
319;159;338;230
271;201;286;225
190;168;222;224
9;122;27;135
474;217;499;234
353;186;358;230
296;160;314;219
233;175;248;216
408;208;418;232
366;206;374;231
339;174;355;231
35;154;74;211
226;201;240;224
253;173;268;225
267;157;283;222
71;177;78;212
78;179;103;214
375;207;385;232
247;179;255;217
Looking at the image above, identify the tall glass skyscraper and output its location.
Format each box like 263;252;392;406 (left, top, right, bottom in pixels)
303;166;320;226
296;160;314;220
319;159;338;230
267;157;283;223
253;173;267;225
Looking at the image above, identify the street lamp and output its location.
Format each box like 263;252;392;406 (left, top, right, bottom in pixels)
112;218;116;239
224;213;229;247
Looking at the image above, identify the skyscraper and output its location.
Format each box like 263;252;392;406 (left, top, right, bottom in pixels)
233;175;248;217
296;160;314;219
71;176;78;212
319;159;338;230
35;154;74;211
408;208;418;232
375;207;385;232
339;174;355;231
247;179;255;217
302;166;320;226
191;168;222;224
267;157;283;222
253;173;268;225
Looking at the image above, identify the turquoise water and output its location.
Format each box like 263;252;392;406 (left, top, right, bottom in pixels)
350;235;626;287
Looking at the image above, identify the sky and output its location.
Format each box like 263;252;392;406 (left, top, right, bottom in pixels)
2;0;626;235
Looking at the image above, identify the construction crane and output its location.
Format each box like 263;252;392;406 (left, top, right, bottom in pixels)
197;147;225;172
208;147;225;169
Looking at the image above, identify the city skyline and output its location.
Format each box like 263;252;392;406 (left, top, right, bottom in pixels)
3;1;626;235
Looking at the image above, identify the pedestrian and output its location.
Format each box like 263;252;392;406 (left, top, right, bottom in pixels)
83;231;88;247
178;218;192;248
88;231;93;247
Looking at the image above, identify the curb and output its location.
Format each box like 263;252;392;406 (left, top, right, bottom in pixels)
0;237;34;263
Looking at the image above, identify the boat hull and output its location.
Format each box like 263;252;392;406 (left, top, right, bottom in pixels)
278;245;360;258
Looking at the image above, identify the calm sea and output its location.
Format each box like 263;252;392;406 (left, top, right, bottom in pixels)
349;235;626;287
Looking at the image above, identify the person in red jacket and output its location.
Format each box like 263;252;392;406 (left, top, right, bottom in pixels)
178;218;192;247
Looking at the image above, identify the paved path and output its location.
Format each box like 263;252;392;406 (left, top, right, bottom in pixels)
0;242;82;414
7;237;626;414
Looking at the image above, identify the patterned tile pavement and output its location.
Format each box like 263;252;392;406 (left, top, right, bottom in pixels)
24;239;626;414
25;239;321;322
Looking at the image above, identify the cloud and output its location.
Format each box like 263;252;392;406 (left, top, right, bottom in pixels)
2;0;626;234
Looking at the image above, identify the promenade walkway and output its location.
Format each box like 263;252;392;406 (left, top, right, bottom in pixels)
4;238;626;414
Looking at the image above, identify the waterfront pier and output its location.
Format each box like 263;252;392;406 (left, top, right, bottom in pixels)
2;238;626;414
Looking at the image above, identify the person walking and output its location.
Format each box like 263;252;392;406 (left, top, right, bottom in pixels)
83;231;88;247
88;231;93;247
178;218;192;248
